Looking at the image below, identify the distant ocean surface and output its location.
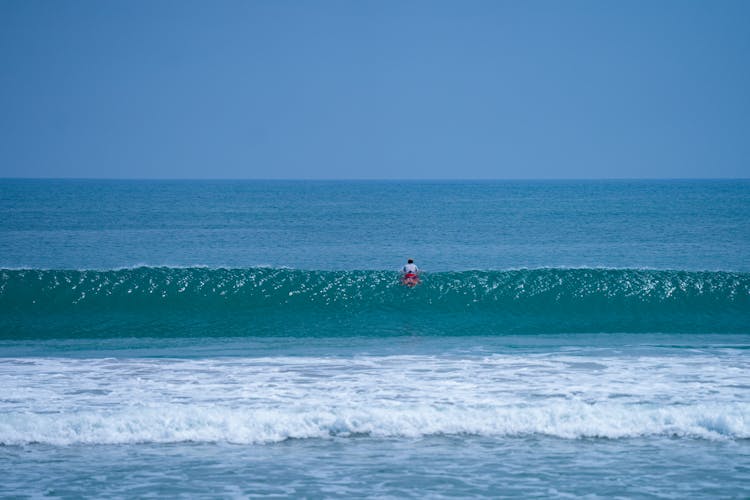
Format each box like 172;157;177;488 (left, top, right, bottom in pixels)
1;179;749;498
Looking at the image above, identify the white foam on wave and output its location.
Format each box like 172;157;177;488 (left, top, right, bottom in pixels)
1;352;749;445
1;401;748;445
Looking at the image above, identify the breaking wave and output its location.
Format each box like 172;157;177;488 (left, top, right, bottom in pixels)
1;267;748;338
2;401;747;445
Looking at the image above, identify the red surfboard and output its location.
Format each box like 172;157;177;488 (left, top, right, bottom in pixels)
401;272;420;287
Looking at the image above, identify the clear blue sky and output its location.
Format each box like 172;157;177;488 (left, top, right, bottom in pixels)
1;0;748;179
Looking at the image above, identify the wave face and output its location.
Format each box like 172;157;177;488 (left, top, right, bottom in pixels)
1;267;749;338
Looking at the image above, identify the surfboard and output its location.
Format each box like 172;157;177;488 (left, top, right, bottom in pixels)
401;272;420;287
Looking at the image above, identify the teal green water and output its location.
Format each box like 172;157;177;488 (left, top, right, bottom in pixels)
1;180;749;498
2;267;749;339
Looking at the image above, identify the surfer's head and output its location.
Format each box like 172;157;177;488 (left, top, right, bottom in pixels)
408;259;414;264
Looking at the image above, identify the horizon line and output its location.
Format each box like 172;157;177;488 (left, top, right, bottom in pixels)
2;176;749;182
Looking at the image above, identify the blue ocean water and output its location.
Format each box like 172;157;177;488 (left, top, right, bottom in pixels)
1;179;749;498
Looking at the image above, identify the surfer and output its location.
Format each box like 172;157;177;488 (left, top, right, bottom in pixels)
401;259;420;287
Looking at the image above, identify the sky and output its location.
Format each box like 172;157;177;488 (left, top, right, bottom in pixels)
0;0;748;179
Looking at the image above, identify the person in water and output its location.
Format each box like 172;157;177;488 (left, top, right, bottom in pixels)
402;259;419;274
401;259;420;286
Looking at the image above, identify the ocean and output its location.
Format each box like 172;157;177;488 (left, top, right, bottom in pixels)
1;179;749;498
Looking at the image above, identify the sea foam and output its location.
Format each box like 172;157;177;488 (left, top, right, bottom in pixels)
1;353;748;445
1;401;748;445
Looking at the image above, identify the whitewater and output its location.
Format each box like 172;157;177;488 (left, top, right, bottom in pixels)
2;349;749;445
1;179;749;497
